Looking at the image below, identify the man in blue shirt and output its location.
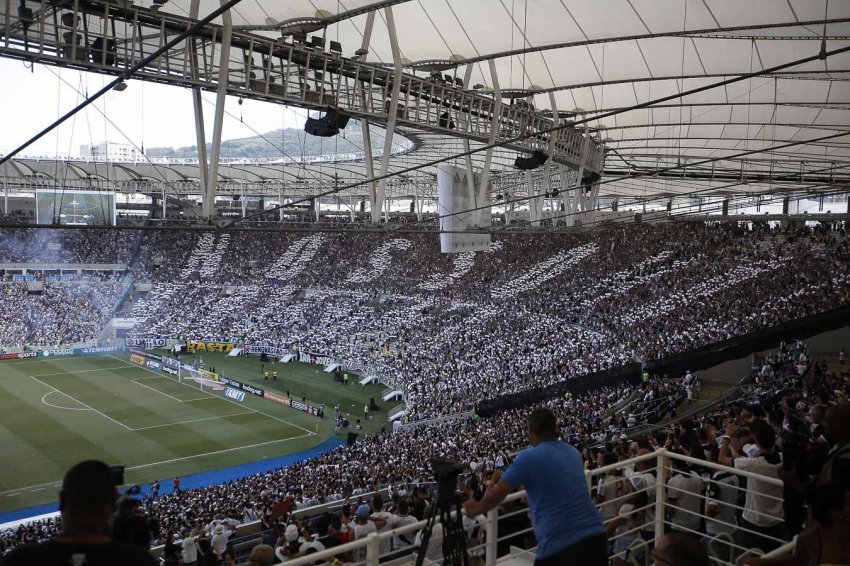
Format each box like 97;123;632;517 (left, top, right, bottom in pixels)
463;408;607;565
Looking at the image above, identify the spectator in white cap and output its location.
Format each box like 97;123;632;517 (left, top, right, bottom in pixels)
210;523;231;557
274;522;324;562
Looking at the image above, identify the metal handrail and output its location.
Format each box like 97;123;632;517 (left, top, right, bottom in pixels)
277;448;790;566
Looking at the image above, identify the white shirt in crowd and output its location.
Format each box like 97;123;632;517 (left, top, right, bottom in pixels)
667;471;704;532
705;471;739;536
734;454;783;526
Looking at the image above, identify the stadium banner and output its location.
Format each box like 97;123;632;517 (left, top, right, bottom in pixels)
130;354;146;365
224;387;246;402
243;344;289;358
218;375;243;389
197;368;219;382
264;390;291;407
160;356;180;369
79;346;127;356
146;360;161;370
185;340;236;353
218;375;264;398
297;351;338;367
39;348;75;358
126;337;167;349
0;351;38;360
162;366;178;376
241;382;264;397
263;390;323;416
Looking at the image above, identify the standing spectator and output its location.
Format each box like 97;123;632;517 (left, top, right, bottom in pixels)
720;420;784;552
151;480;159;499
173;476;180;493
666;452;704;534
820;403;850;485
704;448;739;541
596;452;628;522
349;504;381;563
629;449;658;543
181;528;198;566
462;408;607;565
210;524;232;558
0;460;157;566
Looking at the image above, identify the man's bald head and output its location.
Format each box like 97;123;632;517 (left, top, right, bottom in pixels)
249;544;275;566
654;532;709;566
825;404;850;445
58;460;118;532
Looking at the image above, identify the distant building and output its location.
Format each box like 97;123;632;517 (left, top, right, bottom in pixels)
80;142;143;162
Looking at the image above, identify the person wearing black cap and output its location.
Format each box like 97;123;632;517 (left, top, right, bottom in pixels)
0;460;157;565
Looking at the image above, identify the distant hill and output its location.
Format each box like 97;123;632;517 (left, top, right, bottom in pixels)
145;123;399;159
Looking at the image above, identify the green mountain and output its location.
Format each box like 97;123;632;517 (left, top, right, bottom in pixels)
146;123;397;160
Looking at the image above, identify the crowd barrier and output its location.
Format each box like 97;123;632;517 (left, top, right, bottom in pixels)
272;449;790;566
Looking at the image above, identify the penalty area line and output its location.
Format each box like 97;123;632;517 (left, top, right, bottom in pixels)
106;355;316;435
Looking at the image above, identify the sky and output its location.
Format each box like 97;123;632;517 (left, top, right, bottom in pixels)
0;58;309;158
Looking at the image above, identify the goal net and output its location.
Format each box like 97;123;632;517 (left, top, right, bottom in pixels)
180;366;225;391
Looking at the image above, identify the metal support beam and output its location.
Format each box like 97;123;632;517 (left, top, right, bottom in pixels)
461;64;477;225
375;6;402;223
357;10;379;223
204;0;234;221
539;91;560;225
189;0;210;214
525;170;536;224
478;59;502;228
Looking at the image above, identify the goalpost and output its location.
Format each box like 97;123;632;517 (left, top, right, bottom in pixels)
179;365;225;391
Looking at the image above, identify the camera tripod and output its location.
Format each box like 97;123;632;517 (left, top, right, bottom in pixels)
415;491;469;566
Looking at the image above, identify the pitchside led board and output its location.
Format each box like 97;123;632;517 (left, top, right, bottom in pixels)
436;164;491;253
35;189;116;226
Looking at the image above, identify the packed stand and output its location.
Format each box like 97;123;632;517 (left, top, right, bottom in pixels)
128;222;850;418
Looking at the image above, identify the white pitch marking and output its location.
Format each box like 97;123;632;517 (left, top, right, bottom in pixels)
130;378;185;403
106;355;315;435
28;375;133;431
0;431;315;496
40;390;90;411
31;366;139;377
131;411;254;431
125;432;314;470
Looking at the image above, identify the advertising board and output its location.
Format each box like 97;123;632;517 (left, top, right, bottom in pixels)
224;387;246;402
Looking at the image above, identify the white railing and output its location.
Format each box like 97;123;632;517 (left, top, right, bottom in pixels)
275;448;790;566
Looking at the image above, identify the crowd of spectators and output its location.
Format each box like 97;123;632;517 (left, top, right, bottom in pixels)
5;340;848;566
0;228;140;349
127;222;850;418
0;227;139;264
0;280;127;349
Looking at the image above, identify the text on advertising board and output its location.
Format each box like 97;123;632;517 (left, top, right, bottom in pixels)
186;341;235;353
224;387;246;402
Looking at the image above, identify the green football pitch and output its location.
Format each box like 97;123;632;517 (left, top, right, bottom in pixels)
0;352;392;512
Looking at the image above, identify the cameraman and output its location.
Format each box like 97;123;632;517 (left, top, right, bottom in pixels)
0;460;157;566
462;408;606;566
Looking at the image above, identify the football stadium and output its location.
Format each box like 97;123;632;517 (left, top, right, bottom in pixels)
0;1;850;565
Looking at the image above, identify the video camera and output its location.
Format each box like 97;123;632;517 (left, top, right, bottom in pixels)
431;457;465;508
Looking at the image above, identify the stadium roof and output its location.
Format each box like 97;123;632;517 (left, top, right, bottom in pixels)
1;0;850;213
